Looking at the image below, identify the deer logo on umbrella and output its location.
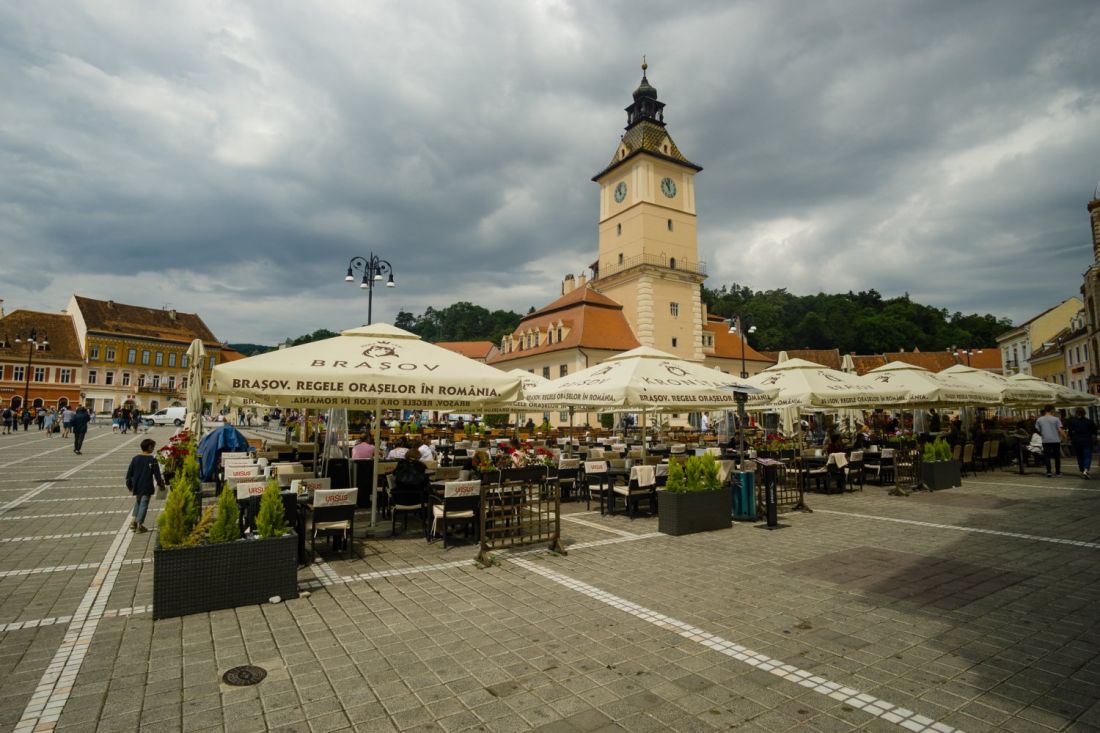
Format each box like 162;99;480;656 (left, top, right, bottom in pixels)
362;341;399;358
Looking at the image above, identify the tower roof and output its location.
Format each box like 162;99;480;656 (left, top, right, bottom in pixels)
593;62;701;181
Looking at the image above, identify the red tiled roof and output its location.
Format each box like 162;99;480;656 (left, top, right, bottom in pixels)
0;311;83;362
882;350;958;373
758;349;842;370
849;355;887;375
965;348;1002;371
73;295;219;345
220;347;247;363
437;341;494;360
488;286;638;364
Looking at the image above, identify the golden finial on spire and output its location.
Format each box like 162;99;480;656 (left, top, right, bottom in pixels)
641;55;647;73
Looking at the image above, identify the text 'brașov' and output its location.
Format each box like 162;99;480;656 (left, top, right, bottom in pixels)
309;360;439;371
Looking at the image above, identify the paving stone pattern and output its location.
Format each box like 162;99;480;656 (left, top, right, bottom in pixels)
0;426;1099;731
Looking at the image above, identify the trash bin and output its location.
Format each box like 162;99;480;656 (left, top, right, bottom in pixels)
730;470;756;521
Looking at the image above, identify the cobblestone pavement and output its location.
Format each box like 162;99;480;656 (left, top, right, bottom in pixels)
1;426;1099;732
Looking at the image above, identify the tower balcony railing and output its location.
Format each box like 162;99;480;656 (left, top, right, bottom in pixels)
594;253;706;280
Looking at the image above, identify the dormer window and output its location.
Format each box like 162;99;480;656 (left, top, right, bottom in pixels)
669;257;677;269
618;253;624;265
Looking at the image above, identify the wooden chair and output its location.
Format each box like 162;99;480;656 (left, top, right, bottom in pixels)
557;459;580;502
583;460;609;513
609;465;657;518
864;448;895;485
311;488;357;559
429;480;480;548
960;444;975;477
845;451;865;491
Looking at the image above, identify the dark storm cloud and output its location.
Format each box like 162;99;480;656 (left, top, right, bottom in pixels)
1;1;1098;343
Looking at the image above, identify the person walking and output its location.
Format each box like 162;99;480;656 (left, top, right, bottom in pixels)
1035;404;1066;478
70;405;91;455
1065;407;1098;478
1;406;12;435
43;409;56;438
61;406;73;438
21;407;32;432
125;438;165;533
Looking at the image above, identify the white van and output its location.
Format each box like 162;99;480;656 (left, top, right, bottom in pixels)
146;406;187;427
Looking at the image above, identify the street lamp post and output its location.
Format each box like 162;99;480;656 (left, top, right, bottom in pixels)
953;347;982;367
345;254;396;325
13;329;49;412
727;315;757;470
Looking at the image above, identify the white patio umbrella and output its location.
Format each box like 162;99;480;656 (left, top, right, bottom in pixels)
1006;373;1098;407
211;323;523;527
521;346;764;455
184;339;206;439
863;362;1002;407
938;364;1046;406
745;358;908;411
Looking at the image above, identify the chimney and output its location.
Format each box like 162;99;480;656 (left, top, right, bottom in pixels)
562;274;575;295
577;274;587;289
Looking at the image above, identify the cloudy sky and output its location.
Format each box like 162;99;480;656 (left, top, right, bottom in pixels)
3;1;1098;344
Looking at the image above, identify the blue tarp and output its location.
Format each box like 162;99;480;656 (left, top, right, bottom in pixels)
197;425;254;482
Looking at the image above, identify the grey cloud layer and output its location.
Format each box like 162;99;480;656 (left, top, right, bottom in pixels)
2;1;1098;343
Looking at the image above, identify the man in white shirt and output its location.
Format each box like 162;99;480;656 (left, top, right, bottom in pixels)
418;442;436;462
1035;404;1065;477
385;443;408;460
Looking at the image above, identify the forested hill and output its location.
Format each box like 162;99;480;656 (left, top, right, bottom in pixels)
274;287;1013;354
703;285;1012;353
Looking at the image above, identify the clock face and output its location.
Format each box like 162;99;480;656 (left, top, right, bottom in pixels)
661;177;677;198
614;181;627;203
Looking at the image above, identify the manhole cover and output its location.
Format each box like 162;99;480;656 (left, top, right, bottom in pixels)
222;665;267;686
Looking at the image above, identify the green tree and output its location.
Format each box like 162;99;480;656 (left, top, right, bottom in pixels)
255;480;288;538
207;485;241;544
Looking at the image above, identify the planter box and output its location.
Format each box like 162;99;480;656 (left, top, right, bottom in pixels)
658;488;733;536
920;460;962;491
153;532;299;619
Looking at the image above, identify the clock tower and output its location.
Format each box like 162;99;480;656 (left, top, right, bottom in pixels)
591;62;706;361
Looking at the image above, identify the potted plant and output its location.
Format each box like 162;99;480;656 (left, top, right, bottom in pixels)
658;454;733;536
919;437;961;491
153;448;299;619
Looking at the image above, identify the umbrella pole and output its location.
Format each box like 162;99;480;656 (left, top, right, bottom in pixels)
642;407;647;459
568;407;574;456
371;401;381;529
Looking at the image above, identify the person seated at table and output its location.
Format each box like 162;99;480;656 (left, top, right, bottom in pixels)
386;439;409;460
352;434;375;460
393;450;429;493
825;433;845;455
524;417;536;430
417;440;436;462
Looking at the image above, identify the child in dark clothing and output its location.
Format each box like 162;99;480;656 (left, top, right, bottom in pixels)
126;438;166;533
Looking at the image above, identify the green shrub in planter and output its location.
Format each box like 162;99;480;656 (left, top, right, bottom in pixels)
659;455;732;535
255;480;289;538
207;485;241;544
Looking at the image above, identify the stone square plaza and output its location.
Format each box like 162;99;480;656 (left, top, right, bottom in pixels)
1;425;1098;733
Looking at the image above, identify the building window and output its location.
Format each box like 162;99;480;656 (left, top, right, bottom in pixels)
670;302;679;317
618;253;624;264
87;370;97;385
105;371;115;386
557;327;562;342
180;377;188;389
560;364;568;378
152;375;161;388
560;412;569;421
127;348;136;364
155;352;163;366
13;366;24;381
1085;343;1090;362
616;223;621;236
168;376;176;390
34;367;46;382
1076;346;1082;364
168;353;176;368
89;345;100;360
672;337;678;348
105;347;116;362
137;374;146;388
141;350;150;365
181;355;189;368
546;330;553;345
118;372;127;386
667;219;673;231
59;369;72;384
542;366;551;379
669;257;677;269
209;356;215;369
